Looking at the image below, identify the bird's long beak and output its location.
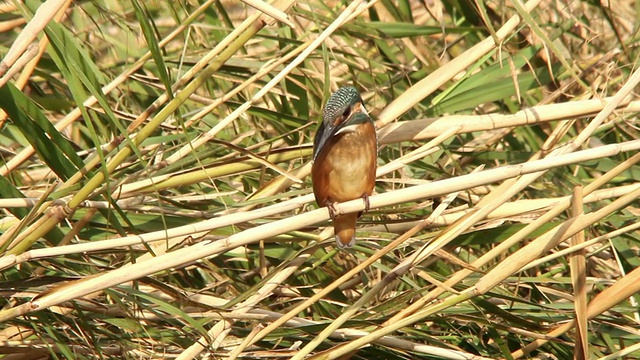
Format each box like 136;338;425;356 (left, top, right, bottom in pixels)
312;122;335;161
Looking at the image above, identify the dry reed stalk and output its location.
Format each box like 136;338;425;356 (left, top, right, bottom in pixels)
570;185;588;359
0;0;219;176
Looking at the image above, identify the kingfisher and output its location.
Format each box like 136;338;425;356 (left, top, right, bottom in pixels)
311;87;377;248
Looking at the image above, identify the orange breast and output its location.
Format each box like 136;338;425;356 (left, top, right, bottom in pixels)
311;122;377;207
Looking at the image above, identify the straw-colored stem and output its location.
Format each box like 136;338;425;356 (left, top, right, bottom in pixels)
165;0;366;164
511;264;640;358
376;0;543;126
378;98;638;144
7;5;269;255
385;151;640;324
2;139;640;269
317;181;640;359
0;0;218;176
288;187;466;360
570;186;588;359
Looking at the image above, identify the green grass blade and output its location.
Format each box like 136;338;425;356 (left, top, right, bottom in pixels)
0;84;82;180
130;0;174;98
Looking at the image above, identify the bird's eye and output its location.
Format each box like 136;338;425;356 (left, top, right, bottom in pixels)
342;107;351;119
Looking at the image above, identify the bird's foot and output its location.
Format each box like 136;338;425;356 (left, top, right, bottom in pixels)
357;193;371;219
362;193;370;212
325;201;338;220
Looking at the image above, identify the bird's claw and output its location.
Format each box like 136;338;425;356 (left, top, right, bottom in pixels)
362;193;370;212
325;194;369;220
325;201;338;220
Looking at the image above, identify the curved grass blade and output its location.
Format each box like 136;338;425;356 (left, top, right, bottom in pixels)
131;0;174;99
0;83;82;180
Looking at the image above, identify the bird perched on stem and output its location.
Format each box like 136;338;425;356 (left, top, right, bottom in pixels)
311;87;377;248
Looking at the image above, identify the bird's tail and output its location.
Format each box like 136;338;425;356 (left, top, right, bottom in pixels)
333;213;358;248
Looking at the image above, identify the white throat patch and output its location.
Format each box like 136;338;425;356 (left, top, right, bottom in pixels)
335;124;359;135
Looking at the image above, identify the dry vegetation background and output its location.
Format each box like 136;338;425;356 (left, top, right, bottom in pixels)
1;0;640;359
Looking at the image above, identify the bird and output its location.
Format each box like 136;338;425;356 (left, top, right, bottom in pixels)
311;87;377;248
